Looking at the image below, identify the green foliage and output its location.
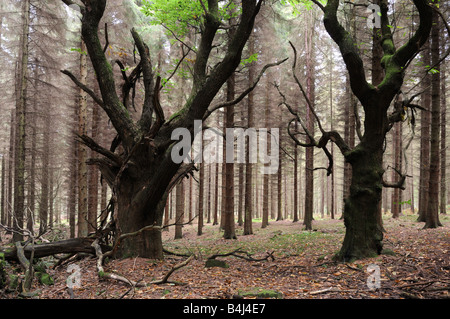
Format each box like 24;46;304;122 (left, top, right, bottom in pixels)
280;0;326;15
69;47;87;55
241;53;259;66
35;272;54;286
141;0;207;37
237;288;283;299
428;67;440;75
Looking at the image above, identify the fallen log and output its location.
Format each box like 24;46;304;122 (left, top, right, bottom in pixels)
0;237;109;261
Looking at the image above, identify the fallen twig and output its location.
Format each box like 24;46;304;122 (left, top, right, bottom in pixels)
309;287;340;295
149;255;194;285
208;248;275;262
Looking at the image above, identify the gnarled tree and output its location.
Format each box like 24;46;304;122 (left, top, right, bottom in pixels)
283;0;433;261
60;0;264;259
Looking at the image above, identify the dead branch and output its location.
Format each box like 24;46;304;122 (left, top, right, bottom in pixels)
382;165;407;190
15;242;33;292
92;239;146;287
60;70;104;107
149;255;194;285
76;134;123;166
203;58;288;120
0;237;107;261
92;238;194;287
208;248;275;262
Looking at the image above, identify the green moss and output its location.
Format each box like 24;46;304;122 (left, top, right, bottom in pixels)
33;260;47;274
35;272;54;286
381;248;396;256
237;288;283;299
205;259;229;268
8;274;19;290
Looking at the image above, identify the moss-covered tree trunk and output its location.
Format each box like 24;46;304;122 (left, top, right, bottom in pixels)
306;0;432;261
60;0;262;259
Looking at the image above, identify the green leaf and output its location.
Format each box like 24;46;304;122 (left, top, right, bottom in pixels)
428;67;440;74
241;53;259;66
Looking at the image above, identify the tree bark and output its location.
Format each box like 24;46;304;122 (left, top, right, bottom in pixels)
77;39;89;237
440;61;447;215
1;156;5;237
175;181;184;239
223;76;236;239
88;87;100;233
391;121;403;218
197;160;204;236
424;10;442;229
1;237;108;261
418;40;431;222
303;10;316;230
244;34;255;235
13;0;31;242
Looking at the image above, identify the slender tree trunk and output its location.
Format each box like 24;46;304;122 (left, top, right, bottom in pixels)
243;34;255;235
391;121;403;218
293;121;299;222
223;76;236;239
175;181;184;239
329;44;335;219
262;79;270;229
304;11;315;230
77;40;88;237
238;163;244;226
214;162;219;226
39;104;50;235
68;101;77;239
440;61;446;215
27;63;38;234
13;0;31;242
88;91;100;233
424;10;442;229
1;155;5;235
418;40;431;222
197;160;204;236
277;116;283;221
7;109;15;233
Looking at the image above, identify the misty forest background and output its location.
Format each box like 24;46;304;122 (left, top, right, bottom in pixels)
0;0;448;245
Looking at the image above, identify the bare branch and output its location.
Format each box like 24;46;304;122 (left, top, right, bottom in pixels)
161;46;192;90
382;165;407;190
289;41;330;137
61;70;104;107
203;58;288;120
322;0;372;104
102;23;109;54
276;84;316;146
161;24;197;54
392;0;433;67
131;28;156;132
77;134;123;166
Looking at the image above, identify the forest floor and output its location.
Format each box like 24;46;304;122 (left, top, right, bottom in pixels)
1;212;449;300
